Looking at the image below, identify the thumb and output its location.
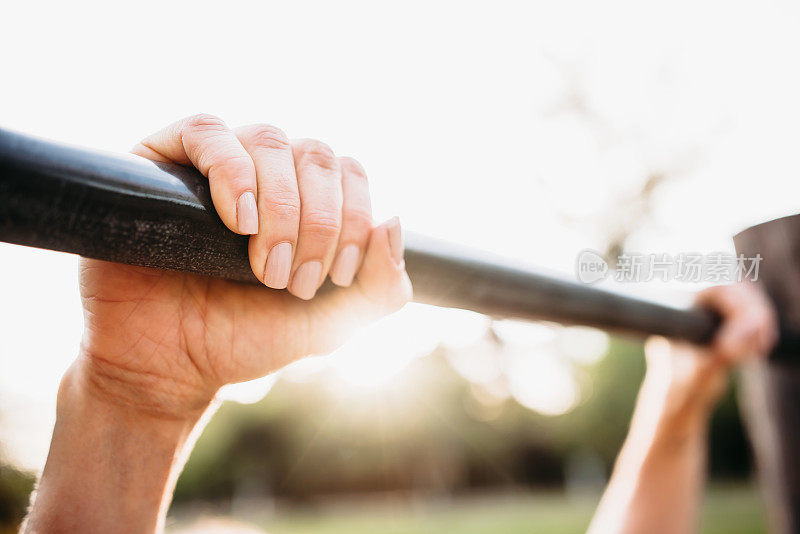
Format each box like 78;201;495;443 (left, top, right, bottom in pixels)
302;217;412;356
354;217;413;314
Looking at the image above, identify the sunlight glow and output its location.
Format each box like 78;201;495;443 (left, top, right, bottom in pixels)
493;321;558;347
446;335;505;384
558;327;610;364
221;312;599;416
506;346;580;416
218;375;279;404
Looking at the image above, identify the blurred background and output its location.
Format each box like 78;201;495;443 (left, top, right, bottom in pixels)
2;0;800;532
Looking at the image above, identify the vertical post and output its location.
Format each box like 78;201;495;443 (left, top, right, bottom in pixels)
735;215;800;534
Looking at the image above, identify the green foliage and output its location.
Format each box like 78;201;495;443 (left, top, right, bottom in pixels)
0;463;35;533
175;337;753;505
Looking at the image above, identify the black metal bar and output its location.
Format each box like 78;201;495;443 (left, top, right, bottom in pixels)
403;235;718;342
0;126;720;344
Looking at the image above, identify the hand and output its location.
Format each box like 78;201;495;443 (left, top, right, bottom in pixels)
29;117;412;534
76;114;412;419
644;282;777;419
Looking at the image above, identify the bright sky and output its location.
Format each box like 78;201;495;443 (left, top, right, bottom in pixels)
2;0;800;470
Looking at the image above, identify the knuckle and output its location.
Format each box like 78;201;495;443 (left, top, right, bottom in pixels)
206;153;254;186
339;156;367;178
243;124;290;151
343;208;373;233
185;113;227;132
302;211;341;241
263;196;301;221
299;139;338;171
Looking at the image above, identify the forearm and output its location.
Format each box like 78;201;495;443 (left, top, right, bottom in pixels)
24;361;213;534
587;283;775;534
587;369;714;534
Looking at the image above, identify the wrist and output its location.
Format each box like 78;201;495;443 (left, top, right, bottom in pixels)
641;363;726;440
77;342;218;421
644;340;731;422
59;358;209;429
25;361;212;534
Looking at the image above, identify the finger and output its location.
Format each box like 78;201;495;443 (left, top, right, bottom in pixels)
695;283;751;320
329;157;373;287
132;114;259;235
235;124;300;289
696;283;777;363
302;217;412;355
355;217;412;313
288;139;344;300
704;287;759;363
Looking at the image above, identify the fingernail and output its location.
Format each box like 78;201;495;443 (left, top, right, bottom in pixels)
387;217;403;265
237;191;259;234
291;261;323;300
330;245;360;287
263;242;292;289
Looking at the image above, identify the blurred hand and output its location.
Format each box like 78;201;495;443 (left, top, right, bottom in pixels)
644;282;777;416
76;114;412;419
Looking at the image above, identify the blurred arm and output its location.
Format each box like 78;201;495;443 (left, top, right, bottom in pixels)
587;283;776;534
586;340;719;534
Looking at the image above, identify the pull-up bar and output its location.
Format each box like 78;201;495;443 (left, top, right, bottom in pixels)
0;126;721;345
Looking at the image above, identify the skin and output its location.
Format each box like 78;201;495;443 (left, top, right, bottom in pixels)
23;115;411;533
588;282;778;534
